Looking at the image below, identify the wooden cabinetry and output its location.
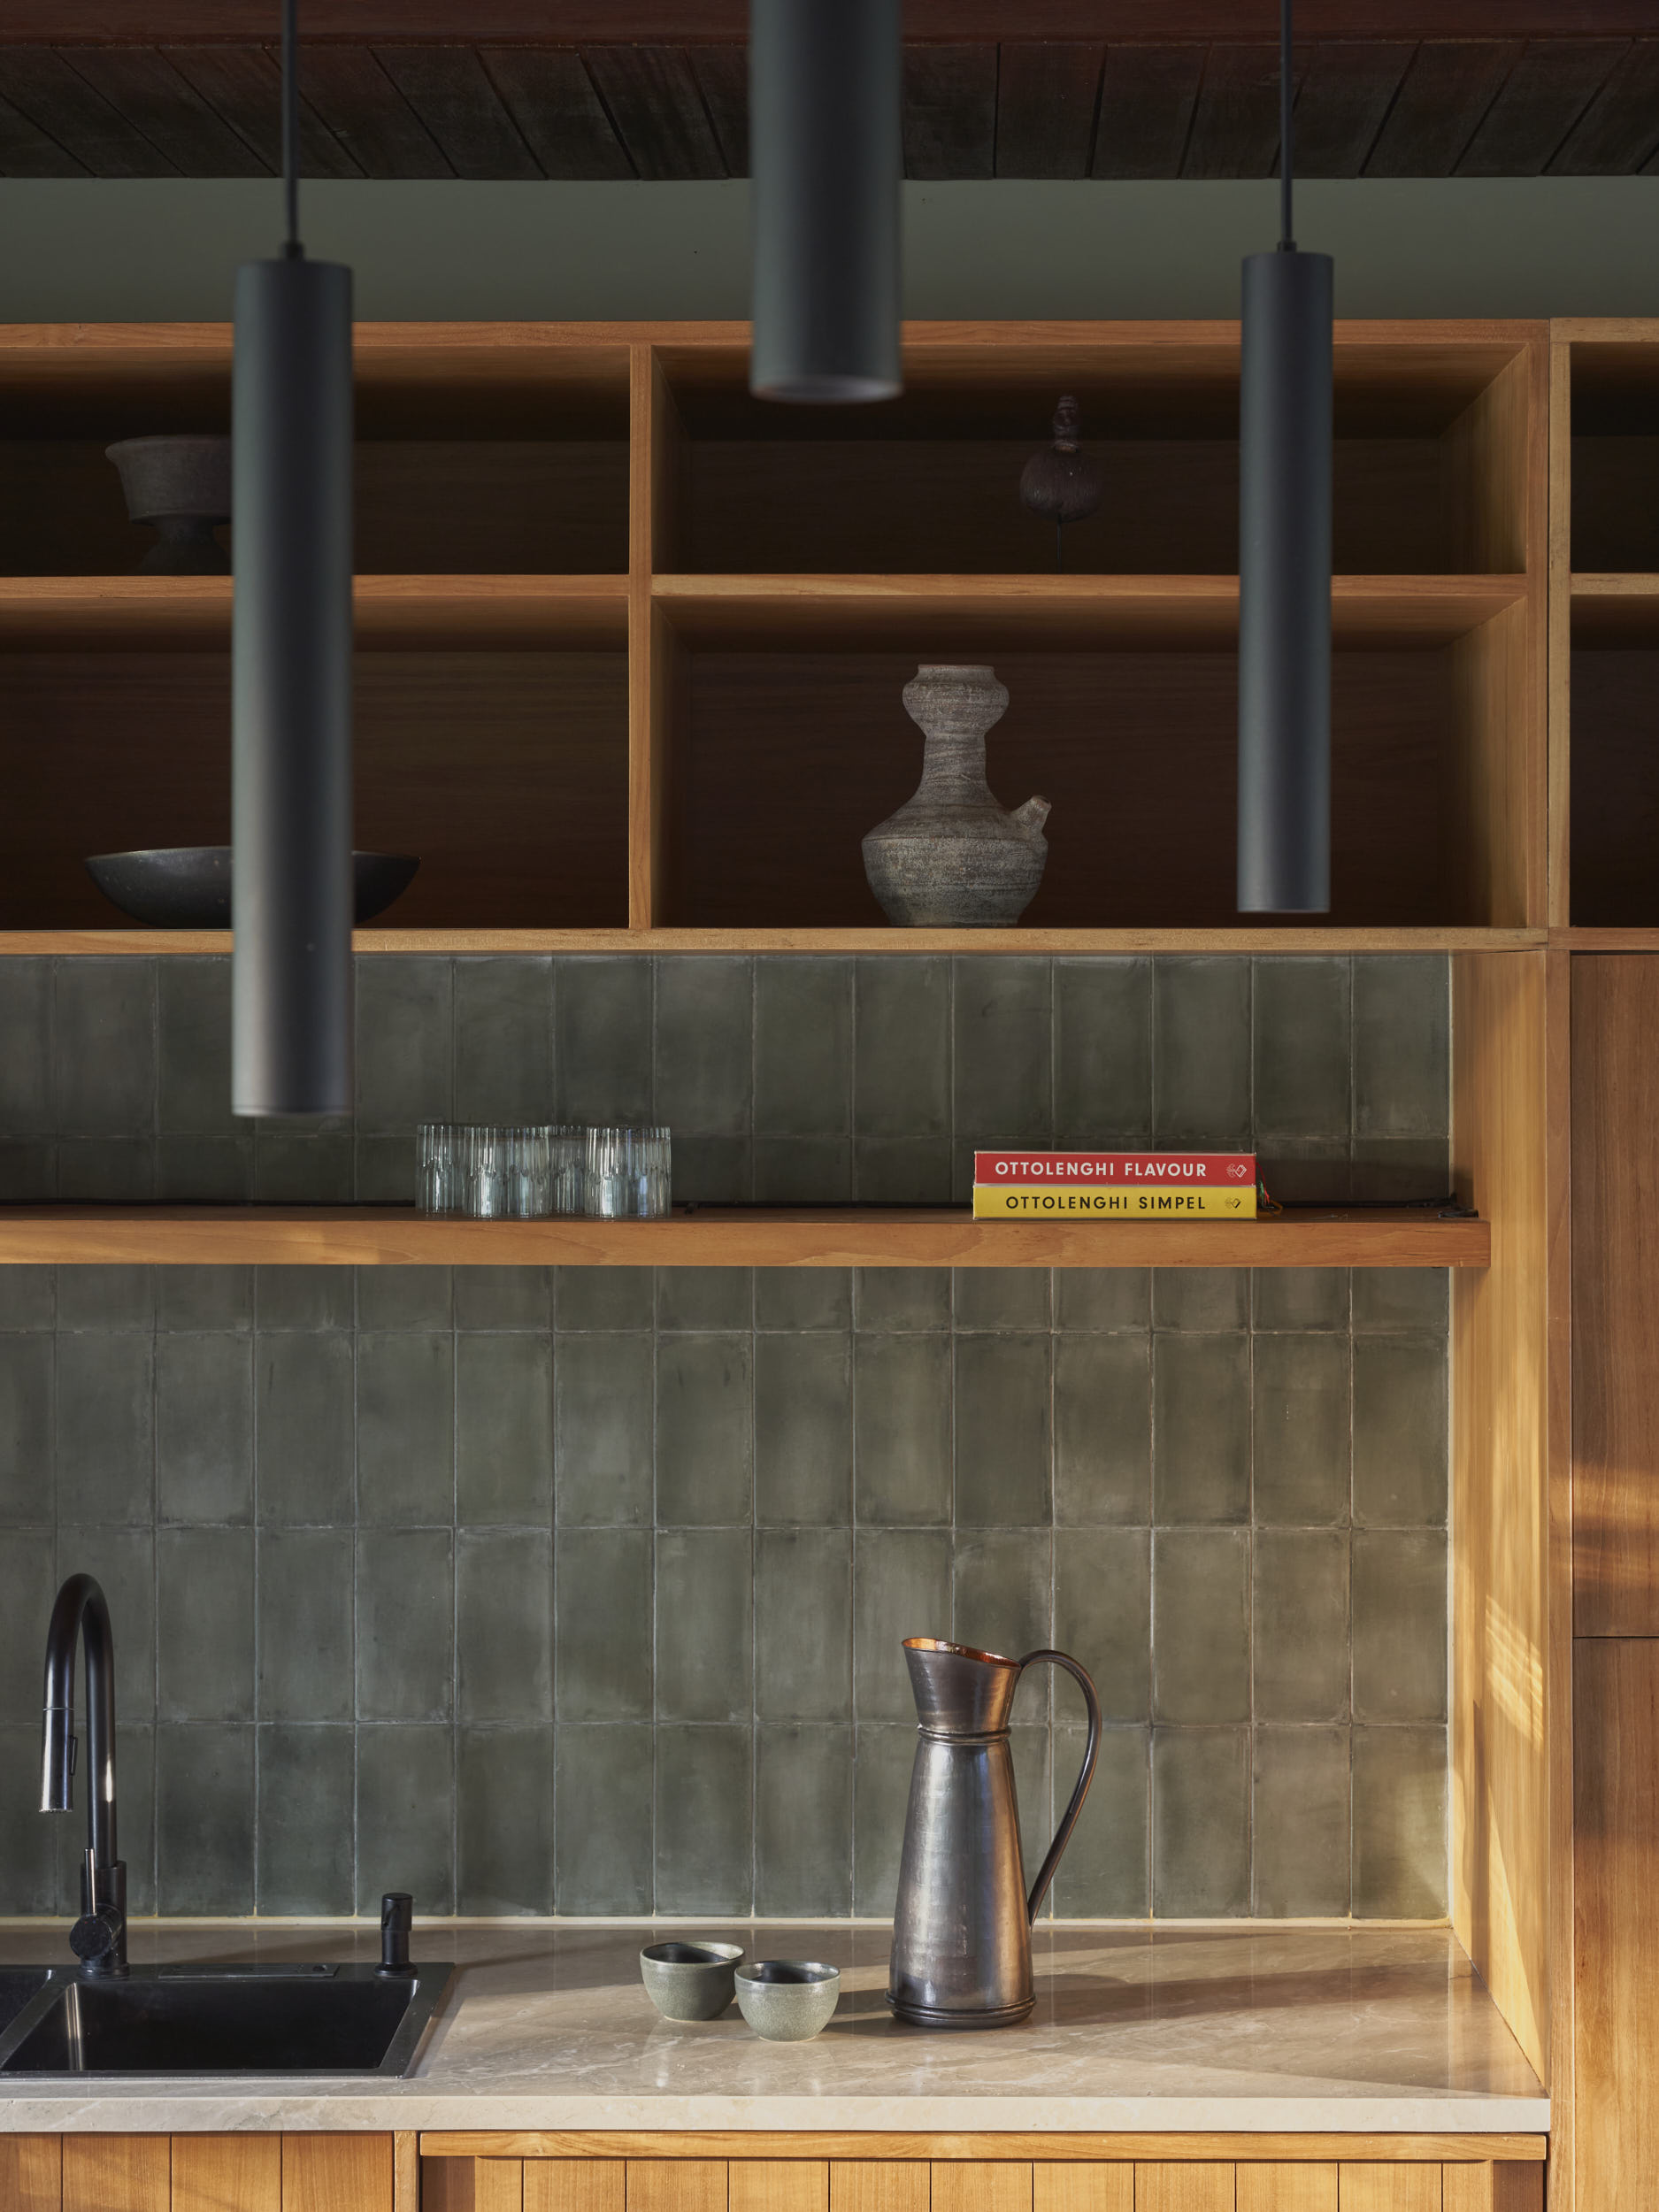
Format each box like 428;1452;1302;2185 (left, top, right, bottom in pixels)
416;2144;1546;2212
0;2133;402;2212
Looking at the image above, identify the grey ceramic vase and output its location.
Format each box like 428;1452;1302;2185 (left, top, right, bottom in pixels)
862;664;1050;927
105;435;232;575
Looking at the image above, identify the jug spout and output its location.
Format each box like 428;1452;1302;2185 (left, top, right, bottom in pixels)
902;1637;1021;1736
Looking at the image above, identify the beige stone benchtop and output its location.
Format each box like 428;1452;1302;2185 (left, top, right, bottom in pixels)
0;1921;1548;2135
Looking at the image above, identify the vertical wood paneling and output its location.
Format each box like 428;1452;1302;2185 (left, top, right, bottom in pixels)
526;2161;627;2212
394;2137;420;2212
1442;2165;1544;2212
829;2167;929;2212
0;2136;61;2212
281;2134;395;2212
730;2165;828;2212
1336;2170;1441;2212
1133;2170;1233;2212
1449;949;1551;2079
1237;2166;1337;2212
1033;2166;1132;2212
1575;1636;1659;2209
61;2136;170;2212
932;2167;1031;2212
628;2162;727;2212
171;2135;281;2212
1571;956;1659;1630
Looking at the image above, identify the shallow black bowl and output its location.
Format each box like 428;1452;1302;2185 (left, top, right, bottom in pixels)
85;848;420;928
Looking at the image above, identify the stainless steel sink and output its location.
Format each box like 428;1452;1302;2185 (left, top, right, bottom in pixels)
0;1963;452;2077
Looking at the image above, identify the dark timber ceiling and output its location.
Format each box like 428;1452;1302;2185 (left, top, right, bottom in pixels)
3;9;1658;180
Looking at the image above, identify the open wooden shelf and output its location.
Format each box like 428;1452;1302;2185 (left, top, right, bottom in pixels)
0;924;1548;958
0;574;629;650
652;574;1525;649
0;1203;1489;1270
1570;573;1659;643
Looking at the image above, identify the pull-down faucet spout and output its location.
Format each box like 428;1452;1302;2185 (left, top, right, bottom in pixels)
41;1573;127;1976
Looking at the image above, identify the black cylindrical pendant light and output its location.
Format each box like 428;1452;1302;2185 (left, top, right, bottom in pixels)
749;0;902;403
231;0;354;1116
1237;0;1333;914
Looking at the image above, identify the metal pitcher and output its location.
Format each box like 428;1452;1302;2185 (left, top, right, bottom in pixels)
888;1636;1102;2028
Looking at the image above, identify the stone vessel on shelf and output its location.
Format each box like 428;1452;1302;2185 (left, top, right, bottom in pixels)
105;435;232;574
862;664;1050;926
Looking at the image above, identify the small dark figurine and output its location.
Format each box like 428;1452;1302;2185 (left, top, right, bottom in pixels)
1019;395;1103;572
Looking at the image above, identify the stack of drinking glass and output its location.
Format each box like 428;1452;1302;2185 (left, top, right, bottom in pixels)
418;1125;671;1219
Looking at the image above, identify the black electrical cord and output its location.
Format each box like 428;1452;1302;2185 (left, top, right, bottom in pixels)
281;0;302;258
1279;0;1294;251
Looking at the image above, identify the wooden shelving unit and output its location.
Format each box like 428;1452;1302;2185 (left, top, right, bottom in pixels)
0;1202;1490;1271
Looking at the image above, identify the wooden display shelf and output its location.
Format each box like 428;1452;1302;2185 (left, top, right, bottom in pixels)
653;572;1527;649
0;573;629;649
0;1203;1490;1269
1570;572;1659;642
0;926;1548;956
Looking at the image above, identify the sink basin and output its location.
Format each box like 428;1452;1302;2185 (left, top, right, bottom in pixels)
0;1963;452;2077
0;1970;52;2041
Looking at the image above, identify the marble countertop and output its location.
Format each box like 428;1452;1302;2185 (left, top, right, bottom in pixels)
0;1921;1548;2136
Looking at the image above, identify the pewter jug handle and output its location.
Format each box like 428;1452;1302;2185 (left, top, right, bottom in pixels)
1017;1648;1102;1924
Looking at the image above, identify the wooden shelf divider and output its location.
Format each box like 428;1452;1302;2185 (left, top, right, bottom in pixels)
0;573;630;650
0;1203;1490;1270
652;572;1527;649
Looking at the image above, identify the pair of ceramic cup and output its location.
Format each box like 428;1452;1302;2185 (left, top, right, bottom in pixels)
640;1942;839;2041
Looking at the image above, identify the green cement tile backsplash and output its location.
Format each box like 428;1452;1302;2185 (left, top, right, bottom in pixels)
0;953;1452;1920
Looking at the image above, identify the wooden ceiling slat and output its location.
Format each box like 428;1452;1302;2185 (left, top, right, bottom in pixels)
0;45;179;175
479;48;633;179
690;44;748;177
1292;41;1414;178
58;45;271;174
1362;38;1517;173
1182;42;1286;178
904;45;998;180
995;42;1103;178
1549;36;1659;171
1092;44;1204;177
372;43;541;179
163;45;363;179
0;90;89;175
582;47;726;180
297;46;452;178
1456;36;1629;173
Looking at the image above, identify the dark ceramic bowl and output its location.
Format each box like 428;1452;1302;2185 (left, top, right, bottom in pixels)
85;848;420;928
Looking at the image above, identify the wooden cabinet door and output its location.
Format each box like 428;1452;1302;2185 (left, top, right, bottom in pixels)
280;2135;393;2212
1333;2170;1439;2212
61;2138;169;2212
172;2136;281;2212
1571;954;1659;1632
1236;2168;1337;2212
526;2162;626;2212
828;2168;927;2212
1033;2166;1133;2212
1576;1635;1659;2210
0;2138;61;2212
626;2163;726;2212
931;2167;1031;2212
730;2165;826;2212
1133;2170;1233;2212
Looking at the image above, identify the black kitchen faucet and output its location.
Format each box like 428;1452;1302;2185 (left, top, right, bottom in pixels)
41;1573;127;1976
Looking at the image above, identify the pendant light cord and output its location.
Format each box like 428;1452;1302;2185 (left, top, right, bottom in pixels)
281;0;302;258
1279;0;1294;250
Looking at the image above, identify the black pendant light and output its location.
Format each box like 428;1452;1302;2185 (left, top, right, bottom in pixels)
1237;0;1333;914
231;0;354;1116
749;0;902;403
